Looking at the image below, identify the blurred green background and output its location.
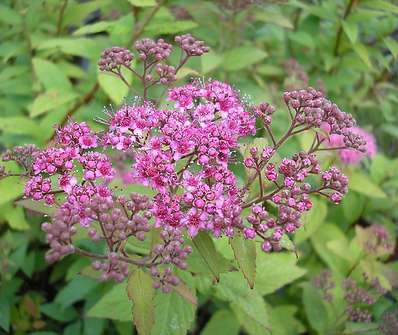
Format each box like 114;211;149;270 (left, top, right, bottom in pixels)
1;0;398;334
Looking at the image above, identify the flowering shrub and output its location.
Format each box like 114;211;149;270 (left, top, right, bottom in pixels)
0;33;369;299
1;0;398;333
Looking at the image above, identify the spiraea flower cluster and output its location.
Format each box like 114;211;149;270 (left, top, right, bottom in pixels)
0;36;368;292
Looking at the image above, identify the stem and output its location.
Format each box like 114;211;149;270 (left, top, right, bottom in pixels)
56;0;68;35
333;0;357;57
257;168;264;199
129;0;165;45
265;125;276;146
75;247;149;266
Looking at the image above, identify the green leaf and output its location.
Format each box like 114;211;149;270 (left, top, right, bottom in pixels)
201;309;240;335
311;223;351;273
222;46;267;71
98;68;131;105
216;272;271;335
255;253;306;295
254;9;293;28
342;20;358;44
349;171;387;198
352;43;372;69
363;0;398;14
87;282;132;321
201;51;223;74
267;305;306;335
384;37;398;59
0;176;24;205
0;117;43;137
32;58;72;91
128;0;156;6
41;303;78;322
1;204;29;230
145;20;198;35
230;235;256;288
31;90;78;117
55;275;99;308
127;269;155;335
230;291;271;335
0;4;22;25
37;38;107;60
302;282;329;333
294;198;327;244
72;21;113;36
191;231;231;281
152;291;195;335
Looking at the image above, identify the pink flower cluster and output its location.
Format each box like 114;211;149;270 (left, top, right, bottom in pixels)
10;75;367;286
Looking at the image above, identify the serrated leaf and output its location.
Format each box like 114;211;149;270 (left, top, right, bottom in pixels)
174;281;197;306
87;283;132;321
145;20;198;35
0;117;43;137
32;58;72;91
152;291;195;335
302;282;329;333
384;37;398;59
0;204;29;230
98;67;131;105
363;0;398;14
342;20;358;44
230;235;256;288
201;51;222;74
0;4;22;25
72;21;113;36
216;272;271;335
128;0;156;6
201;309;240;335
349;171;386;198
0;176;24;205
191;231;231;281
31;90;78;117
353;43;372;69
255;253;306;295
127;269;155;335
223;46;267;71
55;276;99;308
230;291;271;335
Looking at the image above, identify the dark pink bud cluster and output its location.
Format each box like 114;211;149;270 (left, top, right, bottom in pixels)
343;278;376;323
313;270;335;302
363;224;393;254
2;144;39;172
253;102;275;125
98;47;133;71
32;147;76;176
175;34;210;56
135;38;172;61
151;228;192;292
41;203;79;262
80;152;114;181
380;310;398;335
92;252;129;283
155;63;177;84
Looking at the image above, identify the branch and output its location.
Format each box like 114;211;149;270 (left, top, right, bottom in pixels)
333;0;357;57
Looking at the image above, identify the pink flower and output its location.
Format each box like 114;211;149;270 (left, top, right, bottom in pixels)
326;127;376;165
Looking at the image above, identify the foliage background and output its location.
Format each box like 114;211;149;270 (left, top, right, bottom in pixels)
0;0;398;334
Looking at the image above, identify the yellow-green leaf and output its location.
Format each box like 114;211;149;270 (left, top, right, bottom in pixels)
127;269;155;335
230;235;256;288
